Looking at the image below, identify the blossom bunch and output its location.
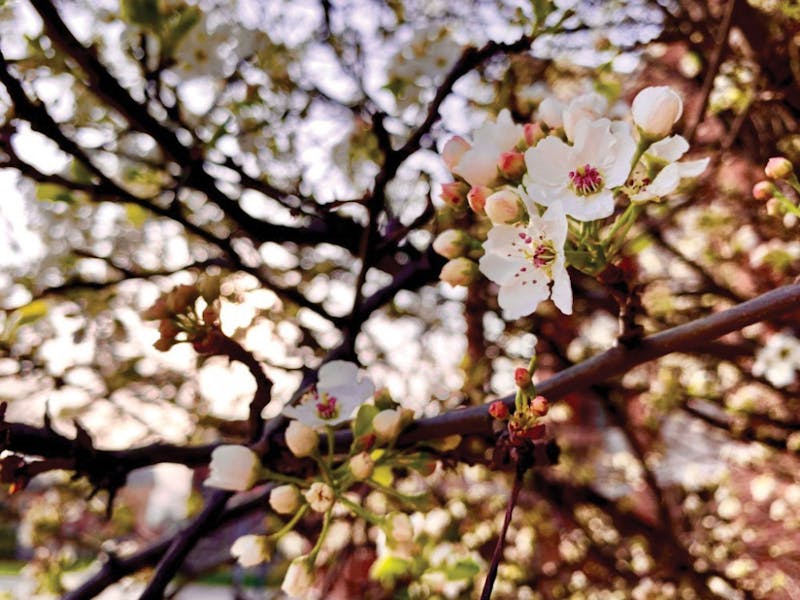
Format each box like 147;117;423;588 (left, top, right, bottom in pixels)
203;360;434;598
435;86;708;320
753;156;800;228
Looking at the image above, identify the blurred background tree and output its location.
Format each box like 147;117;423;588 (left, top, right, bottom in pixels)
0;0;799;598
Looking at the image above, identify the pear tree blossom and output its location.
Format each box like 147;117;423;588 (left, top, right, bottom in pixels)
283;360;375;428
479;204;572;319
451;109;525;187
629;135;710;202
523;117;637;221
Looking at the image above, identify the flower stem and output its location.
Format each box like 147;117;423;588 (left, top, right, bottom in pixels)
268;504;309;541
308;508;332;564
480;467;524;600
338;495;383;526
262;469;307;487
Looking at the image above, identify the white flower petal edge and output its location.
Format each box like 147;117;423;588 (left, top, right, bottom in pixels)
631;135;710;202
479;204;572;320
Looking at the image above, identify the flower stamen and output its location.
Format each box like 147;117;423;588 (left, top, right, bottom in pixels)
568;164;603;196
315;392;339;420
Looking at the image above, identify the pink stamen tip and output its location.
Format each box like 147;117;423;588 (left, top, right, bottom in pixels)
568;163;603;195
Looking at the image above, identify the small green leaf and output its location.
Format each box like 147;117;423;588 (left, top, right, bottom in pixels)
35;183;74;204
352;404;380;439
532;0;555;25
369;555;411;585
442;558;481;581
125;203;149;228
3;299;49;342
120;0;160;29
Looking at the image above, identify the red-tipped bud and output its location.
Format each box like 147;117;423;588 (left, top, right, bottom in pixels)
202;305;219;325
523;122;545;147
752;181;776;201
142;297;171;320
489;400;509;420
765;157;793;180
440;181;469;207
154;336;176;352
167;284;199;313
531;395;549;417
514;367;531;388
497;151;525;180
467;185;490;215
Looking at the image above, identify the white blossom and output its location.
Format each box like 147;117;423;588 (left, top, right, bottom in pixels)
524;118;636;221
479;203;572;319
304;482;335;512
562;92;608;142
452;109;524;187
283;361;374;428
204;445;260;491
373;409;403;441
752;331;800;388
630;135;709;202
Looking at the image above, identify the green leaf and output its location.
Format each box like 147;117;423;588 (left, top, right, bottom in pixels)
532;0;555;25
442;557;481;581
371;465;393;487
35;183;74;204
120;0;160;29
125;203;149;228
352;404;380;440
369;555;411;585
160;6;201;57
3;299;49;342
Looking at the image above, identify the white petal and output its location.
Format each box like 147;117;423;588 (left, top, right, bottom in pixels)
647;163;682;197
453;146;498;187
525;137;573;188
561;189;615;221
318;360;359;390
677;158;710;178
538;97;565;128
647;135;688;162
572;119;615;165
540;203;568;248
479;253;527;285
550;261;573;315
604;123;637;187
498;279;549;320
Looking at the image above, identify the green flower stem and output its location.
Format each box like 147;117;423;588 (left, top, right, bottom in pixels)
308;509;332;564
326;426;335;463
603;203;643;259
268;504;309;541
774;189;800;216
338;495;383;526
364;479;425;508
261;469;308;487
312;451;335;486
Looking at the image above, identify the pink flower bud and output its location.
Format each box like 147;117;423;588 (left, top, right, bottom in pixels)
485;190;524;224
489;400;509;420
632;86;683;138
514;367;531;388
765;157;793;180
531;395;549;417
523;122;545;147
752;181;775;201
440;257;478;287
439;181;469;207
467;185;490;214
497;151;526;180
432;229;469;259
349;451;374;480
442;136;471;171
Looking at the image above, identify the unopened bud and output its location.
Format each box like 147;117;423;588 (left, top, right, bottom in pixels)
142;297;171;320
349;451;374;480
433;229;469;259
373;409;403;442
440;181;469;207
304;481;335;513
166;284;199;314
153;336;175;352
202;305;219;325
784;212;798;228
269;484;300;515
285;420;319;458
467;185;491;215
485;190;524;224
158;319;180;340
531;395;549;417
497;151;525;180
442;136;471;171
632;86;683;139
753;181;776;201
766;197;782;216
523;122;545;147
489;400;509;420
440;257;479;287
197;275;221;303
514;367;531;388
765;157;793;180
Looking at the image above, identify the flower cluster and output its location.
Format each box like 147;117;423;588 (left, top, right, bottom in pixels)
435;86;708;320
141;276;222;352
752;331;800;388
203;360;430;598
753;156;800;228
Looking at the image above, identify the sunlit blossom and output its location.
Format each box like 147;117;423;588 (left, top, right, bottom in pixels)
630;135;709;202
452;109;524;187
479;204;572;319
